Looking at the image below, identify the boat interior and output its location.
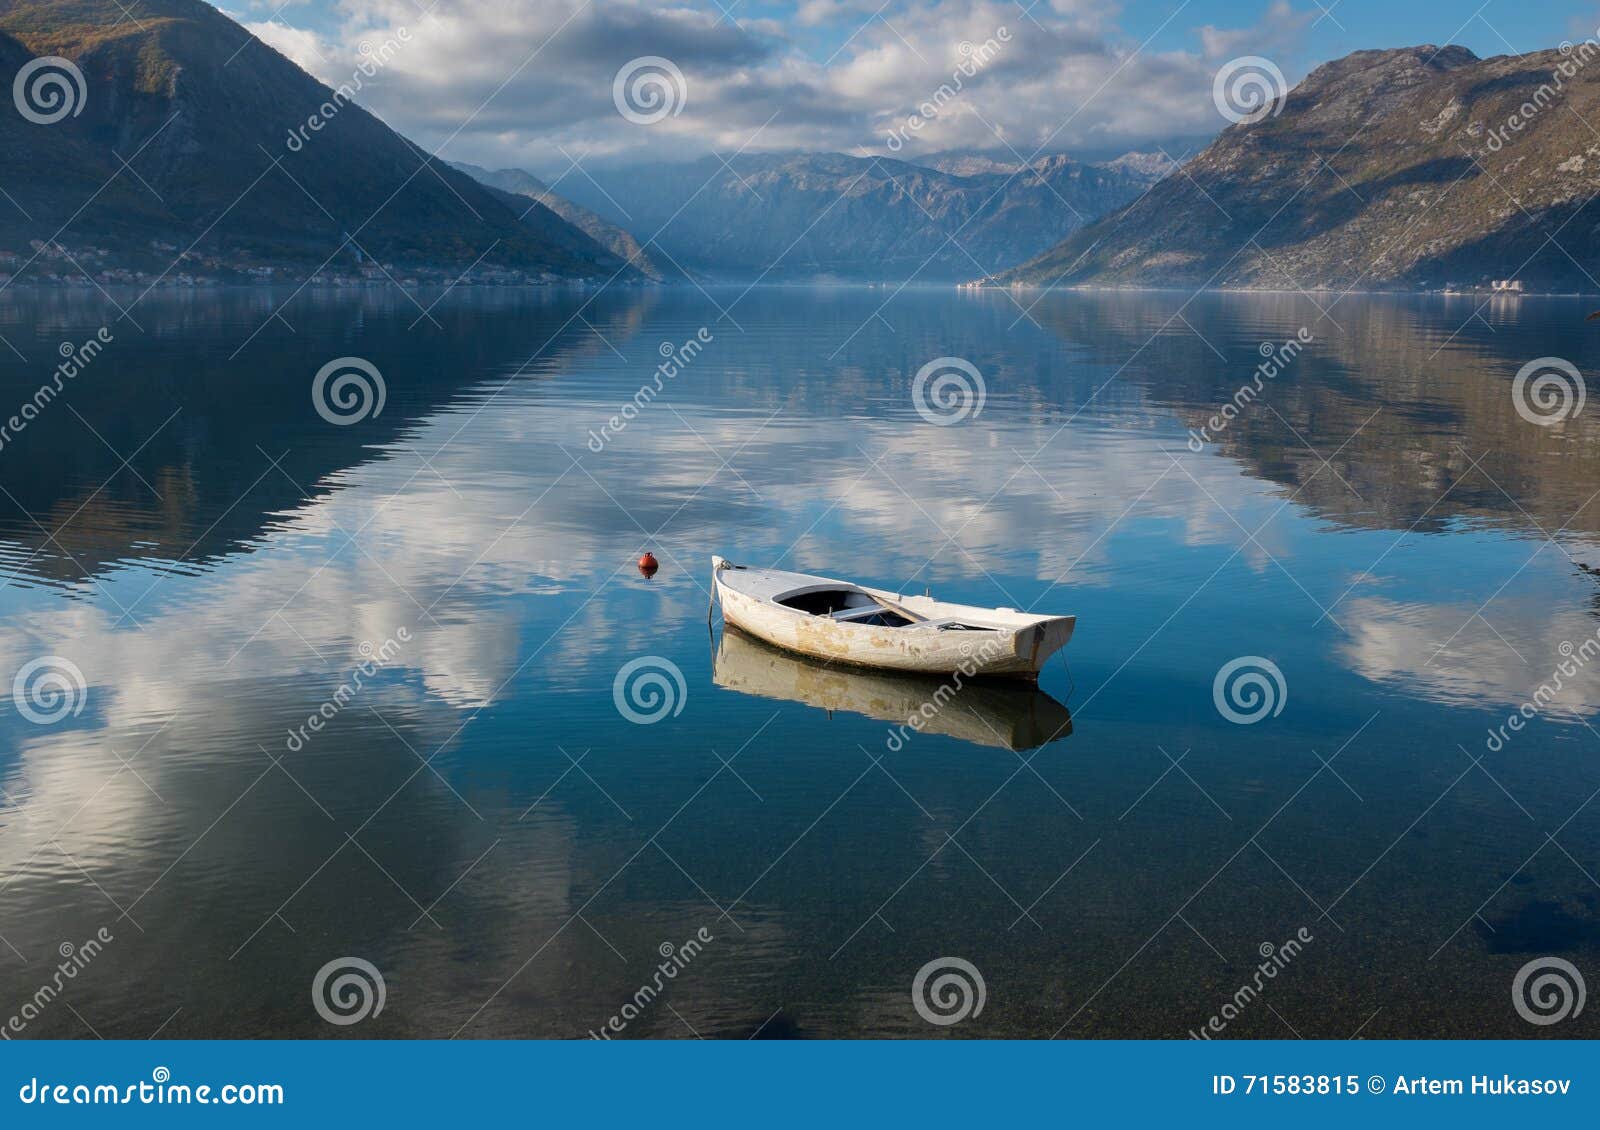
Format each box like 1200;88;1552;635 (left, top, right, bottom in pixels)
774;588;918;627
773;586;991;632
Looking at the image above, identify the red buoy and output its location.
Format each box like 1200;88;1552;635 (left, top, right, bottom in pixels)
638;552;660;577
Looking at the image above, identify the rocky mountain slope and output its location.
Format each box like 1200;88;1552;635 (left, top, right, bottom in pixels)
999;45;1600;291
915;149;1182;180
451;162;684;281
0;0;629;278
553;151;1164;280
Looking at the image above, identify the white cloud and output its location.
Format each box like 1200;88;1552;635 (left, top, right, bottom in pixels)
236;0;1319;172
1198;0;1314;62
1339;594;1600;715
240;17;333;72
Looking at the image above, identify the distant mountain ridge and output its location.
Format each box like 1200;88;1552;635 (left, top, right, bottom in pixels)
550;151;1165;280
998;45;1600;291
914;149;1182;180
0;0;630;279
450;162;684;281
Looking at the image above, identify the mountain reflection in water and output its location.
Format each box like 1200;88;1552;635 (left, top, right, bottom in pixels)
0;285;1596;1039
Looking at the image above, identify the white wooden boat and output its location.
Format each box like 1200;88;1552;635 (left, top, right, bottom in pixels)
710;556;1075;679
714;626;1072;750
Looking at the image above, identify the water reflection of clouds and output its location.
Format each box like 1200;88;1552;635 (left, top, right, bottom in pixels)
0;366;1313;947
1;366;1319;753
5;289;1600;1036
654;419;1297;588
0;347;1570;770
1340;593;1600;714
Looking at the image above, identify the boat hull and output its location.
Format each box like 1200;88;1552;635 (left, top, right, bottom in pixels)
714;626;1073;749
712;559;1074;678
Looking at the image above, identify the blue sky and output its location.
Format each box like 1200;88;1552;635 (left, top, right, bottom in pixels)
772;1;1589;62
238;1;1599;172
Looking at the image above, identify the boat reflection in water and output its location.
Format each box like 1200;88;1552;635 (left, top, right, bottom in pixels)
713;626;1072;752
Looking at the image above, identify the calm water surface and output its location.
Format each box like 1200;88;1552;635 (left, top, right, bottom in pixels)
0;285;1597;1038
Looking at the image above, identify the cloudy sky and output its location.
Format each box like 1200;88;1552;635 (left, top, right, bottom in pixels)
231;1;1588;176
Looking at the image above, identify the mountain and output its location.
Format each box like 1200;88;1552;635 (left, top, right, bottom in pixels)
914;149;1182;181
550;152;1164;280
0;288;643;584
450;162;684;281
914;153;1024;178
0;0;631;280
998;45;1600;291
1098;151;1185;179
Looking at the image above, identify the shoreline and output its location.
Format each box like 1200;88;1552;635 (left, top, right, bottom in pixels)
2;278;1597;298
960;282;1600;298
